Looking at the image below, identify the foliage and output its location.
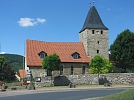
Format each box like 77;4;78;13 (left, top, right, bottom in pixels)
91;89;134;100
110;29;134;72
42;53;61;72
0;56;7;69
0;56;16;82
5;82;21;86
89;55;113;74
0;54;24;72
22;77;27;82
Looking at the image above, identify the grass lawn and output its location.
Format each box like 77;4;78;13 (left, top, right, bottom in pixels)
90;89;134;100
4;82;21;87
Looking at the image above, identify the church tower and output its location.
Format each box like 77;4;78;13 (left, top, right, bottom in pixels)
79;5;109;59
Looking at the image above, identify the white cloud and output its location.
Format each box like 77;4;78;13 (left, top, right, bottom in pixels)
37;18;46;23
18;18;46;27
0;52;6;54
18;18;36;27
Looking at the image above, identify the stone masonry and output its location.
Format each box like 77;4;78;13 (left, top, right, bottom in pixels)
29;62;89;78
79;29;109;59
35;73;134;87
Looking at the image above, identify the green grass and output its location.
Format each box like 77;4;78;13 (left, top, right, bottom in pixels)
90;89;134;100
4;82;21;87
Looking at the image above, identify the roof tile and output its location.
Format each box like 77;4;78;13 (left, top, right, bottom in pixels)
26;40;91;66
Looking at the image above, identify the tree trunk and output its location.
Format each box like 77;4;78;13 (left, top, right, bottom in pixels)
50;71;52;86
98;73;99;85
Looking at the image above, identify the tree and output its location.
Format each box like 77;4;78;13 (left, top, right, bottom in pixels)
42;53;61;72
0;56;15;82
110;29;134;72
89;55;113;84
42;53;61;85
0;54;24;72
0;56;7;69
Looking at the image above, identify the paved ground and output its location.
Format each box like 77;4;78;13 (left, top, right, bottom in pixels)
0;84;134;98
0;89;125;100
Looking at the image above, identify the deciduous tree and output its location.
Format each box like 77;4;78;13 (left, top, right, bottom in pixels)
42;53;61;73
89;55;113;84
42;53;61;85
0;56;15;82
110;29;134;72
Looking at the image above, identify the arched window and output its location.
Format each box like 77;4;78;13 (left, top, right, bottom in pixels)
70;66;74;75
82;66;86;74
47;70;52;76
92;30;94;34
97;41;100;44
60;66;63;75
97;50;99;54
101;30;103;34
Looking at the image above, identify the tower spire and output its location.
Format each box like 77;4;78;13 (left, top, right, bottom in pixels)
79;5;108;33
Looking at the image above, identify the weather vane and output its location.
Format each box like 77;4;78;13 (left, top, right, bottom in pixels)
89;2;91;7
92;1;94;6
89;1;94;7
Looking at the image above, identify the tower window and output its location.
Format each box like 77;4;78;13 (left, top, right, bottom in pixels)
70;66;74;75
101;30;103;34
97;31;99;34
97;50;99;54
97;41;100;44
92;30;94;34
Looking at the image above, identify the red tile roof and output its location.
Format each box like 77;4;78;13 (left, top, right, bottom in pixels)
19;70;26;78
26;39;91;67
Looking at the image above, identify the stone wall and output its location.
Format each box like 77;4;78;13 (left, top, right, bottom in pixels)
79;29;109;59
35;73;134;87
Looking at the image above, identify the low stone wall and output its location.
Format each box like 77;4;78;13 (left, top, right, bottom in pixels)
35;73;134;87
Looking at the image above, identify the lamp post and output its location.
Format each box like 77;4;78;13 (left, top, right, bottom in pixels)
22;40;25;85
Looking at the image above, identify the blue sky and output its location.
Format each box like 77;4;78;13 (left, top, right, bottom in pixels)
0;0;134;56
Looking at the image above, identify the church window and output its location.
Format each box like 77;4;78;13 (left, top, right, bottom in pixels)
47;70;52;76
101;30;103;34
72;52;80;59
97;50;99;54
70;66;74;75
40;53;45;58
60;66;63;75
82;66;86;74
92;30;94;34
38;51;47;59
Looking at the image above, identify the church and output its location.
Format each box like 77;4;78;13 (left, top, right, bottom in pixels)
25;5;109;78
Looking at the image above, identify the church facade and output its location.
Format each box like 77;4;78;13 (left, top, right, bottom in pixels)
25;6;109;78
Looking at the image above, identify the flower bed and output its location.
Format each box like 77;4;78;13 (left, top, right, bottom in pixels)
20;82;30;86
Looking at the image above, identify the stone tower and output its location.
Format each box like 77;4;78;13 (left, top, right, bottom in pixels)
79;6;109;59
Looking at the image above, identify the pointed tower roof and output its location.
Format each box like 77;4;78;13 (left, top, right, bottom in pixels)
80;6;108;33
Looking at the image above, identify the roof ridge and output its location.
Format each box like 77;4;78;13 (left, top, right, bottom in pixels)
27;39;81;43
